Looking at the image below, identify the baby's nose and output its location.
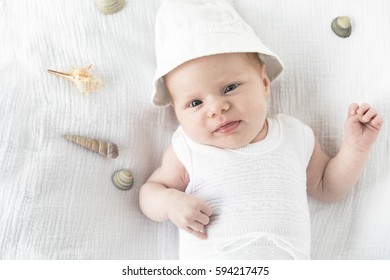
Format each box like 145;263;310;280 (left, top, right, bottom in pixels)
207;97;230;118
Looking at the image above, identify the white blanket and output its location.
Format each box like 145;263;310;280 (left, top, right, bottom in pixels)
0;0;389;259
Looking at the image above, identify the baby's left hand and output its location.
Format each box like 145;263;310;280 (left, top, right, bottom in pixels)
344;103;384;152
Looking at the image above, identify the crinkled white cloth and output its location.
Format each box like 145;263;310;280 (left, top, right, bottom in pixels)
0;0;389;259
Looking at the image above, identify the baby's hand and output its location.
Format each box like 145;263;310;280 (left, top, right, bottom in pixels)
344;103;384;152
165;189;213;240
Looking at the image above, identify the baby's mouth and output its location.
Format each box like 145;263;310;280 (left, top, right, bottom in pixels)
214;121;241;134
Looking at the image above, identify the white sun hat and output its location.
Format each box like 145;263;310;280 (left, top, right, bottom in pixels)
152;0;284;107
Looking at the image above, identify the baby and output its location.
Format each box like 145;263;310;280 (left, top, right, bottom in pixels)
139;0;384;259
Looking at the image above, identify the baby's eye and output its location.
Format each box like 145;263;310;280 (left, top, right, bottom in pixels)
189;100;203;107
224;83;239;94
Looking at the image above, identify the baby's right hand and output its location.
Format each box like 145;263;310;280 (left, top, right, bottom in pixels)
165;189;213;240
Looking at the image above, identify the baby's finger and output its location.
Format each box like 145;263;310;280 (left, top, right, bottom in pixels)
190;230;208;240
348;103;359;117
356;103;371;115
360;107;378;123
185;225;207;240
188;221;205;233
371;114;385;125
370;114;385;130
200;203;213;217
196;213;210;226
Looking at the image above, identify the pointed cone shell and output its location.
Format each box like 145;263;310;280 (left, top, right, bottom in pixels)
112;169;134;190
96;0;126;15
331;16;352;38
64;134;118;159
48;65;103;94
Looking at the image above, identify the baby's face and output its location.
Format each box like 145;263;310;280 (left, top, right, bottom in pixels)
165;53;270;149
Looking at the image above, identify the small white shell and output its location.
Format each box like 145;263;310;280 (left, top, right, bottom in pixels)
96;0;126;15
74;77;103;94
331;16;352;38
48;65;103;94
112;169;134;190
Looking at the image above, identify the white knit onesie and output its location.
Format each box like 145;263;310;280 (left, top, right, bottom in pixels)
172;114;315;259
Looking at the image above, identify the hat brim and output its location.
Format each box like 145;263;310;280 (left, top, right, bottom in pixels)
152;32;284;107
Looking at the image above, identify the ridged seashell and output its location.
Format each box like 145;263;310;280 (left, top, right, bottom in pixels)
64;134;118;159
96;0;126;15
112;169;134;190
47;65;103;94
331;16;352;38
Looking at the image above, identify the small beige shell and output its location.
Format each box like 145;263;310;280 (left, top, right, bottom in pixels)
112;169;134;190
331;16;352;38
64;134;118;159
96;0;126;15
48;65;103;94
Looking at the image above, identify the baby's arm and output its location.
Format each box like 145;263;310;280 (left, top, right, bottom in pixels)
307;103;384;202
139;145;213;239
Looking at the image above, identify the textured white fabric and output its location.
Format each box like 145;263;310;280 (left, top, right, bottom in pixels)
172;115;314;259
0;0;389;259
152;0;283;107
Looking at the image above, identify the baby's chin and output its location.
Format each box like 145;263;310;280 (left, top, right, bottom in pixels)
187;129;257;149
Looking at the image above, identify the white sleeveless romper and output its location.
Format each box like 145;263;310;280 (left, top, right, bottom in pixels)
172;114;315;259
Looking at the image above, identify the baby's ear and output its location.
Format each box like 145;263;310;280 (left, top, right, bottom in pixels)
261;64;271;97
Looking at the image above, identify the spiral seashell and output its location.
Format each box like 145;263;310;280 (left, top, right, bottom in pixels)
47;65;103;94
64;134;118;159
96;0;126;15
112;169;134;190
331;16;352;38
